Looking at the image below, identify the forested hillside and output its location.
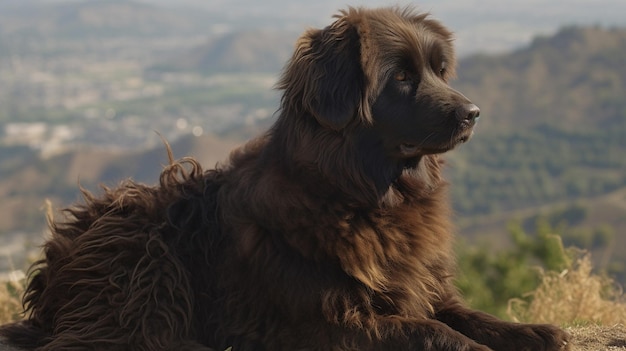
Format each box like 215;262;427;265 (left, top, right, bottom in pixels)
438;26;626;282
447;26;626;217
454;26;626;131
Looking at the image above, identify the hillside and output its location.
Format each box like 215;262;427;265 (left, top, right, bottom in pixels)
453;26;626;132
0;0;214;41
437;26;626;283
151;30;298;74
0;135;239;234
446;26;626;219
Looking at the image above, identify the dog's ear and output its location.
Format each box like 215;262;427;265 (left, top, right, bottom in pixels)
278;18;364;131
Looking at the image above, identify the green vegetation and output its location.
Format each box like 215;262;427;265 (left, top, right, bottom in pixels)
443;26;626;284
448;26;626;217
449;121;626;216
522;204;616;251
457;219;571;317
456;219;624;323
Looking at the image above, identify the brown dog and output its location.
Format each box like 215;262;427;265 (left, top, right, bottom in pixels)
0;6;569;351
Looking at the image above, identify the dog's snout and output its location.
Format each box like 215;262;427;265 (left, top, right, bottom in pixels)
457;104;480;122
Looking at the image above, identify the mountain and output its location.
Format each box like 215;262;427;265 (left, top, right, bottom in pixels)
446;26;626;213
0;0;214;40
442;26;626;279
0;134;239;233
152;30;298;74
453;26;626;132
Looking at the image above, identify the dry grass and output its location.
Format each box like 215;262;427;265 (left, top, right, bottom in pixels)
508;254;626;326
0;271;25;325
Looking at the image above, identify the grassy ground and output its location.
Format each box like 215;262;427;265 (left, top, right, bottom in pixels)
0;273;24;325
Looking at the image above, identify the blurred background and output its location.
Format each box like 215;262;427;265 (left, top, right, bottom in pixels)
1;0;625;319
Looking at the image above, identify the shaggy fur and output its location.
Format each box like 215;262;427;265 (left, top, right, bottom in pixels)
1;6;569;351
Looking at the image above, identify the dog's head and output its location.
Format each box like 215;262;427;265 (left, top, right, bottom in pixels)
276;6;479;203
278;6;479;155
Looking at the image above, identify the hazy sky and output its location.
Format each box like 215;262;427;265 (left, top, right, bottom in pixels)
136;0;626;55
30;0;626;56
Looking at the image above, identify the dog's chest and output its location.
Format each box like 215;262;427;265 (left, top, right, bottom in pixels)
328;204;454;309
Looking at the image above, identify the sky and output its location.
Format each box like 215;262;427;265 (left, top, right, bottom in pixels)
136;0;626;56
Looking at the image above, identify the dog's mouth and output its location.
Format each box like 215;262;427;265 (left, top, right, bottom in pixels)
398;123;476;157
456;127;474;144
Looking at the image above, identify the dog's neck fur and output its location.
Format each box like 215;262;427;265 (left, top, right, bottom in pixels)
217;114;450;267
261;112;445;208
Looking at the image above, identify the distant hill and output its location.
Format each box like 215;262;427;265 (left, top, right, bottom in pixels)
0;0;214;40
151;30;298;74
447;25;626;211
453;26;626;132
0;135;239;232
444;26;626;276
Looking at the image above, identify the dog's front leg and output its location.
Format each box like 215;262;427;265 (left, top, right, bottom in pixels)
405;320;493;351
359;316;493;351
434;298;570;351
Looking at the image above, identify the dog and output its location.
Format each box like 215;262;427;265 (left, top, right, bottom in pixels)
0;6;569;351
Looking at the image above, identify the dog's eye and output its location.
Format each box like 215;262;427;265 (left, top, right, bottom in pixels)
439;61;447;77
393;71;408;82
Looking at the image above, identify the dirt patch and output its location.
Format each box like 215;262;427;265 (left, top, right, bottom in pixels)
569;324;626;351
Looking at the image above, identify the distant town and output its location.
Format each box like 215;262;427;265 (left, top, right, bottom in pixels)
0;44;278;157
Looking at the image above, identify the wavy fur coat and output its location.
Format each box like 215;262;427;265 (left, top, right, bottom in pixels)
1;6;569;351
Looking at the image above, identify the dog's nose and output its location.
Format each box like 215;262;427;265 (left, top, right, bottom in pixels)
457;104;480;122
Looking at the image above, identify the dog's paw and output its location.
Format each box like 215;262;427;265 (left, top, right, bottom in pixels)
535;324;570;350
467;343;493;351
435;341;492;351
519;324;570;351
